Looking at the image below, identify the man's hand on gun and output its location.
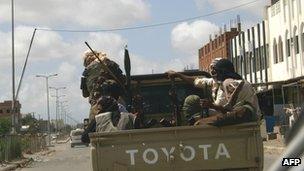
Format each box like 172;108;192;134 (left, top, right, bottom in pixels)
165;70;179;79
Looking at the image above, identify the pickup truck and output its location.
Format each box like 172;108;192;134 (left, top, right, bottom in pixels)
89;71;264;171
90;123;263;171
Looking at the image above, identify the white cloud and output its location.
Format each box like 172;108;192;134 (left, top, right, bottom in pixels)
0;0;204;122
171;20;218;68
171;21;218;54
0;0;150;28
1;28;183;120
0;26;75;70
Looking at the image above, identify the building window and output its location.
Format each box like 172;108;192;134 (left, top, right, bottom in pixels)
278;36;284;62
256;48;260;71
266;44;270;68
6;109;10;113
252;53;256;73
294;26;299;55
302;32;304;52
295;35;299;54
276;2;281;14
261;45;265;70
292;0;296;18
273;39;278;64
286;39;291;57
0;110;2;113
299;0;302;14
237;56;242;74
245;52;250;74
271;6;276;17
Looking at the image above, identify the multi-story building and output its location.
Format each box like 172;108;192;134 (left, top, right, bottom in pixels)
0;100;21;118
266;0;304;82
229;0;304;118
198;17;241;72
230;21;269;84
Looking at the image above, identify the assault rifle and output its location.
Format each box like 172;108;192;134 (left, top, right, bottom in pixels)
168;78;182;126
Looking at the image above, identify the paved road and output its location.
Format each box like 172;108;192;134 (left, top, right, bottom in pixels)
19;142;282;171
19;143;91;171
264;153;282;171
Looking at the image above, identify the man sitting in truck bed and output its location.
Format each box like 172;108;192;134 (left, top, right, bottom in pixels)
167;58;260;126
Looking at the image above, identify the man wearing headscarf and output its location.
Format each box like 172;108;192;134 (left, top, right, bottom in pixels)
80;50;126;121
167;58;260;126
198;58;260;126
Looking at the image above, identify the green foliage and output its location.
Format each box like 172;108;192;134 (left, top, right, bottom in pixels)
21;114;37;125
21;114;39;133
0;117;11;135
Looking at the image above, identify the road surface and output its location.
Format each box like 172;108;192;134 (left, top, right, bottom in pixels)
19;142;282;171
19;143;91;171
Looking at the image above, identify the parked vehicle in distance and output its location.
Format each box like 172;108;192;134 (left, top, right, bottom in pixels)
70;128;88;148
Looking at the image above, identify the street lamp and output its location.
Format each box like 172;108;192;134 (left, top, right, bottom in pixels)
36;73;58;146
58;100;68;130
49;86;66;132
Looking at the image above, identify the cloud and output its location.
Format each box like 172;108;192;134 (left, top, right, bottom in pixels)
171;20;218;67
1;28;183;120
0;0;150;28
18;62;89;121
194;0;268;18
85;32;183;74
0;26;75;70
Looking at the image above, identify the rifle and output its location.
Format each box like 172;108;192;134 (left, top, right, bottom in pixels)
84;42;127;95
132;94;157;129
169;77;181;126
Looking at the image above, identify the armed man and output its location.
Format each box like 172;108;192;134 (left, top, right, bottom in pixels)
167;58;260;126
81;50;126;121
80;49;135;143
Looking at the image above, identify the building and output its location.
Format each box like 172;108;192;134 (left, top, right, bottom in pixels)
0;100;21;118
266;0;304;82
229;0;304;120
230;21;269;84
198;16;241;71
265;0;304;118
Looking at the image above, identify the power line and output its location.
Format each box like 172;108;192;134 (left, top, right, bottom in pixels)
36;0;261;33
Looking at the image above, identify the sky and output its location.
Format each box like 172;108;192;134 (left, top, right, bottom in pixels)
0;0;269;124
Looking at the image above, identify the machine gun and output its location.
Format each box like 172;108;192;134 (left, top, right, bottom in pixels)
170;78;182;126
160;78;181;127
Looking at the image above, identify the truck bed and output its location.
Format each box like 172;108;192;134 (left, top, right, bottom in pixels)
90;122;263;171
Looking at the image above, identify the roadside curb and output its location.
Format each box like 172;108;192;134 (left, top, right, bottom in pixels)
263;145;286;154
57;137;70;144
263;145;285;151
0;158;31;171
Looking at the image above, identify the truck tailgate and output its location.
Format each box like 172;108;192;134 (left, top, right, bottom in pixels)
90;122;263;171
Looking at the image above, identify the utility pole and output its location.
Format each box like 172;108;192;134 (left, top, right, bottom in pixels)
59;101;68;131
49;87;66;132
11;0;16;134
36;74;58;146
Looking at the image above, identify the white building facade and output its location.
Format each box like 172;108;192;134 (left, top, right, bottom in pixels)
267;0;304;82
229;0;304;116
230;21;269;84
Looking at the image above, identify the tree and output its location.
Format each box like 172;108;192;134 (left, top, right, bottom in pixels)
21;114;39;133
0;117;11;135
